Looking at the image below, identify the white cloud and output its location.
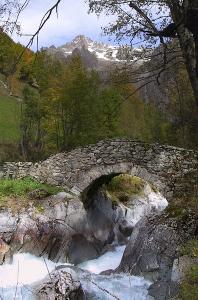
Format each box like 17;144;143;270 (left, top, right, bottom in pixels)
14;0;114;49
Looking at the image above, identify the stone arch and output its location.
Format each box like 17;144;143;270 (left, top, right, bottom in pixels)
2;139;198;201
77;163;166;205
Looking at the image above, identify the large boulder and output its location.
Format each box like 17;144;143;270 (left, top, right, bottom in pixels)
36;267;85;300
117;211;198;300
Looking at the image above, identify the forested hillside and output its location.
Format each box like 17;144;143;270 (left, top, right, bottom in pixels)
0;31;198;162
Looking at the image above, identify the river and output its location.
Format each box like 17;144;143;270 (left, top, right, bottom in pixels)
0;188;167;299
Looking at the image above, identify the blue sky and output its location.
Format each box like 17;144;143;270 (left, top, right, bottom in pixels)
14;0;115;49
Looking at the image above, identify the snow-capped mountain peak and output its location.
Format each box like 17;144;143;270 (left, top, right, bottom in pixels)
63;35;93;50
58;35;145;63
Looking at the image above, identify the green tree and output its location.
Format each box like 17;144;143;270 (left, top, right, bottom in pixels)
20;85;45;160
43;55;122;151
97;87;122;139
19;53;123;158
167;65;198;149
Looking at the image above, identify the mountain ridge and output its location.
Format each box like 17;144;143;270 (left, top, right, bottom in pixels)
44;34;146;65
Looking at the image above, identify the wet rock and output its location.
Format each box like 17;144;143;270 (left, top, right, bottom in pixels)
148;281;179;300
139;252;159;272
118;218;133;237
101;244;115;255
86;189;115;243
36;267;85;300
0;239;10;264
100;269;114;275
0;192;122;264
68;234;102;265
117;211;198;299
0;212;18;232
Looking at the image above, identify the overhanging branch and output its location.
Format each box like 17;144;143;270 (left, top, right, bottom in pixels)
11;0;62;73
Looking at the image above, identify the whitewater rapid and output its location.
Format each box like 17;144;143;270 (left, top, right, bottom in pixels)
0;189;167;299
0;247;153;300
0;253;65;299
77;245;153;300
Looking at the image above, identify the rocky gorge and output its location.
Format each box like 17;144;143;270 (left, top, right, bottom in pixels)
0;179;196;299
0;140;197;299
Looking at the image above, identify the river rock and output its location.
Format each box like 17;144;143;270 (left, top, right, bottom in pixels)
36;267;85;299
118;218;133;237
117;211;198;300
0;239;10;264
68;234;102;265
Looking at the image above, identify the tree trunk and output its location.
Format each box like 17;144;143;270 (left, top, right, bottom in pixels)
170;0;198;107
195;37;198;76
177;28;198;106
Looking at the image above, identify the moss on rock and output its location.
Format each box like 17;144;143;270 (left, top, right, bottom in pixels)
179;265;198;300
166;196;198;219
179;240;198;258
104;174;145;204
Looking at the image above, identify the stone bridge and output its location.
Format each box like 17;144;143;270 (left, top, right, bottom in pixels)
1;139;198;201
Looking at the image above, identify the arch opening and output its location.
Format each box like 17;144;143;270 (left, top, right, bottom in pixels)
78;163;167;206
82;172;122;209
79;172;168;244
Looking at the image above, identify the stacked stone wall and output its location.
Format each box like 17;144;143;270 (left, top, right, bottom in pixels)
1;139;198;201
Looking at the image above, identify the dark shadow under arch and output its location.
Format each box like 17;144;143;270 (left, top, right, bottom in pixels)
82;173;123;209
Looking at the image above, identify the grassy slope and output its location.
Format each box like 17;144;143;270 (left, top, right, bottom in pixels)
0;178;62;213
0;94;20;143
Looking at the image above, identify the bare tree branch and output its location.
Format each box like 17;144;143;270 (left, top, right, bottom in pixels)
11;0;62;73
